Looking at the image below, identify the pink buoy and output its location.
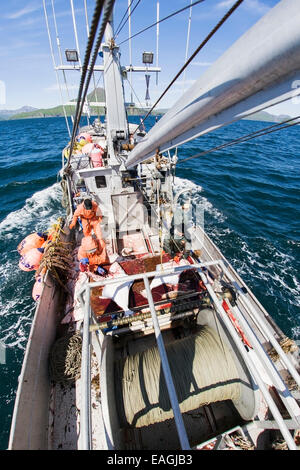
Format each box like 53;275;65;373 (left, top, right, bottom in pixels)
81;143;95;154
78;132;92;143
17;232;47;256
90;146;104;168
19;248;44;272
32;275;44;301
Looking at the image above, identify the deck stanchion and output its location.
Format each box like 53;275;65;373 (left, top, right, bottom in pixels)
218;260;300;389
198;269;297;450
80;286;92;450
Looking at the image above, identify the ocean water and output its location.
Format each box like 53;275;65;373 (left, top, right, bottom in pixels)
0;115;299;449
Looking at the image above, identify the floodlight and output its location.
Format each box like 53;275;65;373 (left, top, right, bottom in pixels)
65;49;79;62
142;52;154;64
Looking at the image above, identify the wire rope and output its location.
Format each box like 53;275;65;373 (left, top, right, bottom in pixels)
74;0;116;129
51;0;75;123
182;0;193;94
119;0;205;46
43;0;71;137
70;0;82;67
132;0;244;135
113;0;133;38
83;0;102;120
67;0;107;166
177;114;300;164
115;0;142;39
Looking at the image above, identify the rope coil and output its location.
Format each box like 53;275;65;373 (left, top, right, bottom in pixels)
36;218;74;291
49;333;82;384
115;326;241;428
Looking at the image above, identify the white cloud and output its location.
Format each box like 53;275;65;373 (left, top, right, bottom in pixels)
216;0;236;8
216;0;271;15
5;3;40;20
191;61;212;66
244;0;271;15
173;79;196;88
44;83;79;93
0;40;38;57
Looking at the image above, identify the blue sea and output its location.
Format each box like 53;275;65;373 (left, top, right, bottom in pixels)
0;115;299;449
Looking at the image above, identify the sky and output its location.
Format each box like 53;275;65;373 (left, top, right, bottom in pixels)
0;0;299;117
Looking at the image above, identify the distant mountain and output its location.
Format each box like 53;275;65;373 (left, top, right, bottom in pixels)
244;110;291;123
9;88;165;119
87;87;105;102
4;91;293;123
0;106;38;119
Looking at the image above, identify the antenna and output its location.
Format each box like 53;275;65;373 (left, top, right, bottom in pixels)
70;0;82;68
156;1;159;86
128;0;133;105
182;0;193;94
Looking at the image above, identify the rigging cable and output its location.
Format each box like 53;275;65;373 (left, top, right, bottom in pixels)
83;0;102;120
113;0;133;38
70;0;91;125
132;0;244;135
177;115;300;164
67;0;114;167
74;0;116;130
119;0;204;46
156;0;159;86
182;0;193;94
70;0;82;67
114;0;142;39
125;77;145;110
128;0;133;104
51;0;74;123
43;0;71;137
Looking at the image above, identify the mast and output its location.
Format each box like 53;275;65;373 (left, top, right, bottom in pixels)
102;14;128;165
126;0;300;168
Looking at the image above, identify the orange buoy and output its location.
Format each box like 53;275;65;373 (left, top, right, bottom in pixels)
17;232;47;256
19;247;44;272
32;275;44;301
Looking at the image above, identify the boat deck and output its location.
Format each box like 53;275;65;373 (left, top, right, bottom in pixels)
47;224;300;450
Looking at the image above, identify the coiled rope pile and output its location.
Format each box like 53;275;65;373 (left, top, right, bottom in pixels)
49;333;82;385
114;326;241;428
36;218;73;291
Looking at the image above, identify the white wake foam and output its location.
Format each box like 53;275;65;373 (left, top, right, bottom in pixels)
0;183;63;349
174;176;226;222
0;183;62;241
173;177;300;338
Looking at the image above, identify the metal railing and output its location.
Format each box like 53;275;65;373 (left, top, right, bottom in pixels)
77;260;300;450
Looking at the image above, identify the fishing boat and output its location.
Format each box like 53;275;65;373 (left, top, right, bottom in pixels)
8;0;300;451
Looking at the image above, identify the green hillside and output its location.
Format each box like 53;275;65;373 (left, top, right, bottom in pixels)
8;87;291;123
10;88;105;119
244;110;291;123
9;87;165;119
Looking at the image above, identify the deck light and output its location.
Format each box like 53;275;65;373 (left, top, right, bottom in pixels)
142;52;154;65
65;49;79;62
